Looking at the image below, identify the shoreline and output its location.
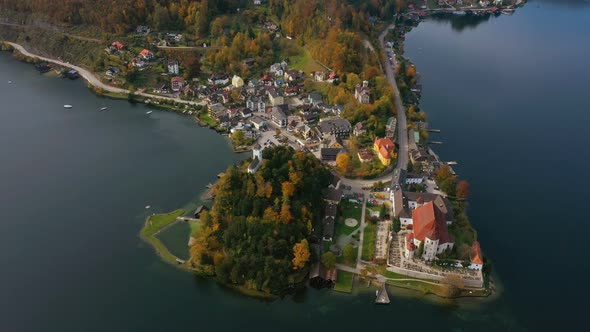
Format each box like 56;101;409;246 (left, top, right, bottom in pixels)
2;11;495;300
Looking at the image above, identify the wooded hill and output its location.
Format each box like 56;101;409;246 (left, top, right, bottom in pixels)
190;146;331;294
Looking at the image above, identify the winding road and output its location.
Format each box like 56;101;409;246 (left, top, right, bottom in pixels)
5;41;205;106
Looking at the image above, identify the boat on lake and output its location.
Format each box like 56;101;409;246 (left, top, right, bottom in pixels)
7;80;12;84
100;107;108;111
146;111;153;115
64;105;73;109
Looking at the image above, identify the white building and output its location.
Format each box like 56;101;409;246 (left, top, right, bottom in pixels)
167;60;179;75
468;241;484;270
232;75;244;88
247;144;264;174
391;191;453;227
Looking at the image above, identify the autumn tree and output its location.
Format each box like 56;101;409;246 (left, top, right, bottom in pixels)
231;130;245;146
456;180;470;199
292;239;311;270
336;152;350;173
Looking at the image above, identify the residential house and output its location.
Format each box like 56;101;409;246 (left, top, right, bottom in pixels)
167;60;179;75
136;25;151;35
358;150;373;163
208;103;227;119
374;137;396;166
316;118;352;139
232;75;244;88
132;58;145;68
320;148;342;162
355;80;371;104
139;49;154;61
242;58;255;68
208;74;229;86
308;92;323;106
240;108;253;118
409;202;454;261
260;74;274;86
313;71;326;82
105;67;120;77
171;76;185;92
284;69;303;82
270;63;284;76
322;201;337;241
110;41;125;52
267;88;284;106
246;97;266;113
327;72;338;83
353;122;367;136
249;116;267;130
324;134;343;149
390;191;453;227
271;106;288;127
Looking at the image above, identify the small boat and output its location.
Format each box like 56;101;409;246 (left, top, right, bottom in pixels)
100;107;108;111
64;105;73;109
145;205;151;209
7;80;13;84
146;111;153;115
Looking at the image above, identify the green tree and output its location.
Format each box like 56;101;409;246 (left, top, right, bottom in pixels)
416;242;424;258
231;130;245;146
393;218;401;233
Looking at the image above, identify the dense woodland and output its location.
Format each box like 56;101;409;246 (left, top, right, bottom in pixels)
190;146;331;294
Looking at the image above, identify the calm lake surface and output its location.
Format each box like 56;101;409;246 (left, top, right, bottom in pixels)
0;1;588;330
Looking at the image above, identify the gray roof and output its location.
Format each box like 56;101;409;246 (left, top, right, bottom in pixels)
393;191;454;221
318;118;351;134
323;188;342;203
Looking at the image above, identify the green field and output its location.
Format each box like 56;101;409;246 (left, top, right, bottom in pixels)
141;209;185;237
288;47;326;74
334;270;354;293
361;223;376;261
335;201;363;236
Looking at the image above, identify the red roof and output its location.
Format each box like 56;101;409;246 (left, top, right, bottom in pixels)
379;146;390;159
416;196;424;204
111;41;124;50
171;76;184;83
140;49;152;57
470;241;484;265
329;72;337;79
412;202;452;244
261;74;274;81
375;137;395;159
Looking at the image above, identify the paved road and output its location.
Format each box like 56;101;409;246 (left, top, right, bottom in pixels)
6;42;205;107
378;19;409;187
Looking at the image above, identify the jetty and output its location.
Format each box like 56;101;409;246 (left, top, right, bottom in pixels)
176;216;200;222
429;141;443;145
427;129;441;133
375;283;390;304
446;161;458;165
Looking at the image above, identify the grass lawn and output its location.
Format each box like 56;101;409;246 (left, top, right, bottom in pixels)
386;279;444;295
322;240;331;253
336;246;358;268
335;201;362;236
141;209;185;237
289;47;326;73
189;220;202;238
198;112;217;127
334;270;354;293
361;223;376;261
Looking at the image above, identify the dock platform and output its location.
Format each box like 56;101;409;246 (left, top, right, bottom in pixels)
375;284;390;304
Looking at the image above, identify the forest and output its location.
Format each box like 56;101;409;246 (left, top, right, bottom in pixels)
189;146;331;294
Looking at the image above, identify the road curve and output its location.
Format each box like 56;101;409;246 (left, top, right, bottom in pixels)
5;41;204;106
378;20;409;186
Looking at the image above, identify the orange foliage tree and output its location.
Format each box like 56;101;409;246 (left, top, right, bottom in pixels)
292;239;311;270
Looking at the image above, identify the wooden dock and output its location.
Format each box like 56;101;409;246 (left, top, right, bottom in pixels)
375;284;390;304
427;129;441;133
176;216;200;222
429;141;443;145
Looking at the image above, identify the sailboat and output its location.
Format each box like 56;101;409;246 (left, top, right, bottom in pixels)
100;107;108;111
64;105;73;109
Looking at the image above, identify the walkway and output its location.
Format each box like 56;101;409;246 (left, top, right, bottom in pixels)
4;42;205;107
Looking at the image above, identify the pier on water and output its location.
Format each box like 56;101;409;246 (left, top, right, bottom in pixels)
375;284;390;304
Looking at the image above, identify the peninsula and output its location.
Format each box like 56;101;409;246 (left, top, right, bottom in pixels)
0;0;525;299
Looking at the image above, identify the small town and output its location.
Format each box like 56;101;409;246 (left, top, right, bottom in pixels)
0;0;524;303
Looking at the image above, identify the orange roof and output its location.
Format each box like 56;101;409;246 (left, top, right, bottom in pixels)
405;233;415;251
412;202;452;244
171;76;184;83
140;49;152;57
470;241;484;265
379;146;390;159
375;137;395;153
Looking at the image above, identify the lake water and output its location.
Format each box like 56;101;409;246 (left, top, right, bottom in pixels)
1;1;588;330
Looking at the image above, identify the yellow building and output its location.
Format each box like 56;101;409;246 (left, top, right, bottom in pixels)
374;137;396;166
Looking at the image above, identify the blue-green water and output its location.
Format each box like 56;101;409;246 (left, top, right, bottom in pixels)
0;1;588;330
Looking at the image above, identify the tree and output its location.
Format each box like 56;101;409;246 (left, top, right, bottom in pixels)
231;130;245;146
275;128;281;136
393;218;401;233
321;252;336;270
343;244;356;264
380;203;387;219
292;239;310;270
456;180;470;199
336;153;350;173
416;242;424;258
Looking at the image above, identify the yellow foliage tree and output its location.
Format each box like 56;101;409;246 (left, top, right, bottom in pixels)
336;152;350;173
292;239;310;270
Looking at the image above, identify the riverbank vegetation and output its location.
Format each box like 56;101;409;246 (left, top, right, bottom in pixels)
188;146;331;295
140;209;185;265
